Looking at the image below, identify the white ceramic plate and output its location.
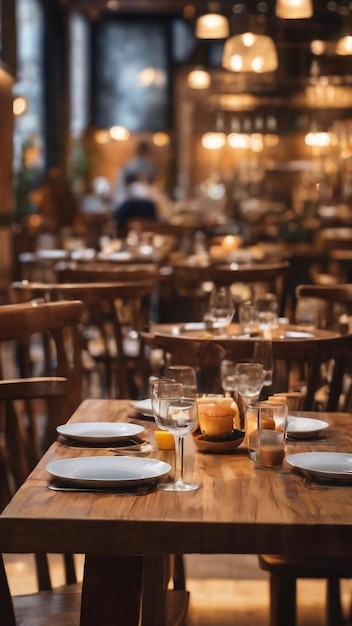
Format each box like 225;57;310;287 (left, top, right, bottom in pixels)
56;422;145;443
46;456;171;488
284;330;314;339
97;251;132;262
286;416;329;439
134;398;153;417
286;452;352;482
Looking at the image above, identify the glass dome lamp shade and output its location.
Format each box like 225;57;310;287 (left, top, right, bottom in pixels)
187;68;211;89
195;13;229;39
275;0;313;19
222;33;278;73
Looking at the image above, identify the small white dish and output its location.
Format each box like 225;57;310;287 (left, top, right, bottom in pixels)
134;398;153;417
46;456;171;488
56;422;145;443
286;416;329;439
286;452;352;482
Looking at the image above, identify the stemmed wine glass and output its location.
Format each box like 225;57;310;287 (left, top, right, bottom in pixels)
164;365;197;398
205;286;235;333
151;379;199;492
233;362;266;409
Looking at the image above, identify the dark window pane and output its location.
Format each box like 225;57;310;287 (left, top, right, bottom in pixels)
95;19;170;132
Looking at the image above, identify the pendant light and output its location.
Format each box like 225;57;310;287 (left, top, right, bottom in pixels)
187;67;211;89
195;2;229;39
336;35;352;55
275;0;313;19
222;32;278;73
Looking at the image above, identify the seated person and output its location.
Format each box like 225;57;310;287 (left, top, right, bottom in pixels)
114;173;157;237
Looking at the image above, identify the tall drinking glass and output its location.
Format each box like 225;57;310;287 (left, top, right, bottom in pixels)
164;365;197;398
205;286;235;333
151;379;199;492
253;339;273;387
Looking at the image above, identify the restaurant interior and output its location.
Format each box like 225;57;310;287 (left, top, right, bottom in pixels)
1;0;352;625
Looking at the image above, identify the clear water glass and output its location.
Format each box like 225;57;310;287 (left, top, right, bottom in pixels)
253;339;273;387
234;362;265;407
164;365;197;398
206;286;235;331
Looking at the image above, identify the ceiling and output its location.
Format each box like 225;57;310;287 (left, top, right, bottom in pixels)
65;0;351;67
64;0;352;121
65;0;347;29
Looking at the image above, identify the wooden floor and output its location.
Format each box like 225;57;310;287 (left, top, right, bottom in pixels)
4;552;352;625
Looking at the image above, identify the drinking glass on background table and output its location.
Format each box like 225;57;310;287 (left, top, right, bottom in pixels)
239;302;259;335
253;339;273;387
256;294;279;332
295;300;320;330
164;365;197;398
151;379;199;492
205;286;235;333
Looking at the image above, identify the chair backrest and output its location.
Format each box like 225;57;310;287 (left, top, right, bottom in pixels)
11;280;155;399
0;300;84;455
144;329;352;411
170;260;290;322
296;283;352;330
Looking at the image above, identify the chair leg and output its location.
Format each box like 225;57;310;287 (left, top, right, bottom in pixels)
34;553;52;591
0;555;16;626
269;572;297;626
327;578;345;626
63;553;77;585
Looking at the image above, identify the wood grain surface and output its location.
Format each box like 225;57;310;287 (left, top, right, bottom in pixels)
1;399;351;559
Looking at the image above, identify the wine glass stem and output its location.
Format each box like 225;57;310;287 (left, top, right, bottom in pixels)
177;435;185;483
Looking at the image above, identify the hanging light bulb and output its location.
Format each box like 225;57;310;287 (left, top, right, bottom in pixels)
202;132;226;149
195;12;229;39
187;67;211;89
336;35;352;55
275;0;313;19
222;32;278;73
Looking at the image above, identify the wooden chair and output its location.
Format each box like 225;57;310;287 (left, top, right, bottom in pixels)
0;300;84;450
258;554;352;626
0;300;84;592
295;283;352;331
296;283;352;411
11;280;155;399
169;261;290;322
0;551;188;626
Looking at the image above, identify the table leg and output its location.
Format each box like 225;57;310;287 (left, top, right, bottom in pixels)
141;555;168;626
80;555;143;626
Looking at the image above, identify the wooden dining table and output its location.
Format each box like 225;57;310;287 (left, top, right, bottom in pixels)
143;322;349;408
1;399;352;626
